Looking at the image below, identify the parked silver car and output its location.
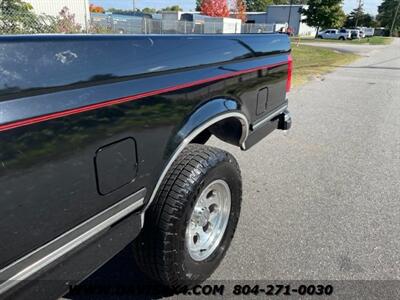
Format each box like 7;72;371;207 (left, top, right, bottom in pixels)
317;29;351;40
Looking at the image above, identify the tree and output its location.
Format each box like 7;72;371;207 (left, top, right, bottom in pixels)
142;7;157;14
377;0;400;35
0;0;41;33
196;0;202;11
231;0;247;21
55;6;81;33
89;4;105;13
107;8;138;15
301;0;346;37
201;0;230;17
246;0;273;11
344;8;376;28
161;5;182;12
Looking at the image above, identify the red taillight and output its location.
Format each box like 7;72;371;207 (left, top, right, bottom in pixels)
286;54;293;93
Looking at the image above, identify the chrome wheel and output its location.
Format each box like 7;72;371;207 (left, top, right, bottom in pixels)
185;179;231;261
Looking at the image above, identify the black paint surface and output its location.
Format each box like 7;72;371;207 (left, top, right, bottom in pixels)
0;34;290;270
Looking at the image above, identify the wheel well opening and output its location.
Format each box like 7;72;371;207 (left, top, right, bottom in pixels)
190;117;244;147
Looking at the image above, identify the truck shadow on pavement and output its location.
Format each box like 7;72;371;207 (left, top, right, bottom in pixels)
66;244;174;300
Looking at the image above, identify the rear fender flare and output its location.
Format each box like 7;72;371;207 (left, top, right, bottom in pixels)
143;98;249;212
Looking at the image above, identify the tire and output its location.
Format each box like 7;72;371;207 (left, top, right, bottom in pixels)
133;144;242;290
339;36;345;40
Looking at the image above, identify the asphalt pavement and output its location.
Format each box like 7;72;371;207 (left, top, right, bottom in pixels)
210;38;400;281
67;38;400;299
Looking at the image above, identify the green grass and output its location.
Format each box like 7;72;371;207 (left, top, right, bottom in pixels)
291;44;360;86
292;36;393;45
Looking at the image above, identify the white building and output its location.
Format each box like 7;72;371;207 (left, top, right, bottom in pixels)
160;12;241;34
231;12;268;24
204;17;241;34
25;0;90;29
265;5;316;36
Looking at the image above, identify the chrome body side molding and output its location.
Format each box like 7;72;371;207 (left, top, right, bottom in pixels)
251;103;288;131
0;188;146;295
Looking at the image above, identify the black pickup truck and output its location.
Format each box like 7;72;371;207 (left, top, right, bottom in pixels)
0;34;292;299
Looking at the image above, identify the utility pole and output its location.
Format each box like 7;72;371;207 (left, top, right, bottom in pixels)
390;0;400;36
84;0;89;33
354;0;363;27
287;0;293;33
132;0;136;12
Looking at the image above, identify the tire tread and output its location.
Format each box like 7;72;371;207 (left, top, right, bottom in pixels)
133;144;241;288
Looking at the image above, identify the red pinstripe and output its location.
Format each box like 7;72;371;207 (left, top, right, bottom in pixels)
0;61;287;132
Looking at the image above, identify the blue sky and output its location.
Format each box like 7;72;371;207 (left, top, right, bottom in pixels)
91;0;382;15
